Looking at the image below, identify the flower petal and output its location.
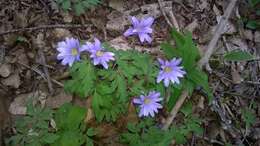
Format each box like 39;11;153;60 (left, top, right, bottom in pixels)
141;17;154;27
131;16;139;27
124;28;135;37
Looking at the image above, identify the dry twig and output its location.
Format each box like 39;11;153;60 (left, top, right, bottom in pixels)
18;62;63;87
157;0;180;31
162;0;238;130
0;24;92;36
198;0;238;71
38;49;54;95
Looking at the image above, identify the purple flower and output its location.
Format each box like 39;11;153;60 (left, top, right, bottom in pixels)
57;37;86;66
157;58;186;87
133;91;163;117
81;38;115;69
124;16;154;43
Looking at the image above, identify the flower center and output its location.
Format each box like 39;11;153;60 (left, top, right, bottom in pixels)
71;48;78;56
96;51;104;57
164;67;172;73
144;98;151;104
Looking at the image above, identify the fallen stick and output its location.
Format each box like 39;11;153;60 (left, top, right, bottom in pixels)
0;24;92;36
198;0;238;70
162;0;238;130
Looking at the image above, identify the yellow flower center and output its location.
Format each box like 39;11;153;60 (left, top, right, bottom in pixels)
144;98;151;104
96;51;104;57
164;67;172;73
71;48;78;56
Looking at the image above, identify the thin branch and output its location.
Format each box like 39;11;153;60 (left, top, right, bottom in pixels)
0;24;93;36
157;0;173;28
38;49;54;95
162;0;238;130
18;62;63;87
198;0;238;70
162;91;188;130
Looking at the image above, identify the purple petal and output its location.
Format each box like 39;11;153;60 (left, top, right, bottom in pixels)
94;38;101;49
124;28;135;37
163;78;170;87
131;16;139;27
133;98;142;104
138;33;146;43
157;58;165;65
101;61;108;69
141;17;154;27
156;73;164;83
143;34;152;43
142;27;153;34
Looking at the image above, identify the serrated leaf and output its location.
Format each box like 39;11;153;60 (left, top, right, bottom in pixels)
187;68;213;102
64;61;96;98
246;20;260;29
171;29;185;49
61;0;71;10
53;130;84;146
55;103;86;130
87;128;97;136
42;133;60;144
161;43;180;59
74;3;85;15
167;87;182;111
116;75;128;102
224;50;254;61
127;123;139;133
180;101;192;117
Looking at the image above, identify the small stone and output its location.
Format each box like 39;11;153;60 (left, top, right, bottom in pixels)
1;73;21;88
0;64;12;77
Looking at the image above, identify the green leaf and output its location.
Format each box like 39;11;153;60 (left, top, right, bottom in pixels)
167;87;182;111
180;101;192;117
249;0;260;7
53;130;85;146
61;0;71;10
74;3;85;15
55;103;87;130
187;68;213;102
42;133;60;144
64;61;96;98
127;123;139;133
246;20;260;29
161;43;180;59
242;108;256;128
87;128;97;137
116;75;128;102
171;28;186;49
224;50;254;61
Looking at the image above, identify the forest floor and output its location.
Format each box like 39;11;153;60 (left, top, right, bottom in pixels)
0;0;260;146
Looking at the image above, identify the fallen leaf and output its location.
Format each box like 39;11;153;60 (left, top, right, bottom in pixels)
53;28;72;38
109;0;125;12
46;89;72;109
9;93;28;115
9;91;47;115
